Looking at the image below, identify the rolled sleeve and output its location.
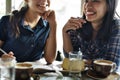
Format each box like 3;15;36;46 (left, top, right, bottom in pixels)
0;16;9;41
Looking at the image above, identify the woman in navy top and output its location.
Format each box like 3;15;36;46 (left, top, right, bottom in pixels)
0;0;57;63
62;0;120;72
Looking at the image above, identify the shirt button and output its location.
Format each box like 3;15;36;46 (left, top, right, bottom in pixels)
31;44;34;47
31;34;34;36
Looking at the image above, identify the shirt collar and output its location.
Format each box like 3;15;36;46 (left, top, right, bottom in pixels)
38;17;48;28
20;17;48;29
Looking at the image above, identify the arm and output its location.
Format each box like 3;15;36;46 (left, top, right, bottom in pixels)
43;10;57;64
62;29;73;53
62;17;86;53
0;40;4;57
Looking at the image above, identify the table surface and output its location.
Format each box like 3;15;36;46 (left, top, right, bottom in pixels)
25;58;120;80
32;71;120;80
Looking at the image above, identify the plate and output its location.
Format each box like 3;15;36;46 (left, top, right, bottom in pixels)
33;68;55;74
33;68;82;76
87;70;107;79
33;68;80;73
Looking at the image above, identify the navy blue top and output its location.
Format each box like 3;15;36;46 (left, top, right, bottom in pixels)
0;15;50;62
64;19;120;72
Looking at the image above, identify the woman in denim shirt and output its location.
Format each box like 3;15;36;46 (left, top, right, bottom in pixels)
63;0;120;73
0;0;57;64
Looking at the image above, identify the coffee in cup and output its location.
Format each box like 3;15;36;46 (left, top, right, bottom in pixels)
93;59;116;77
15;63;33;80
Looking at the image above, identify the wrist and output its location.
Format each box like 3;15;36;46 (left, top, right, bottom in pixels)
0;52;3;57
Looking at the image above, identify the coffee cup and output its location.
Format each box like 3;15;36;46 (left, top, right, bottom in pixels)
93;59;116;77
15;63;33;80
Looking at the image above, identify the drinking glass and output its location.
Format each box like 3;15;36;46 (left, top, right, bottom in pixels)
69;51;85;78
0;57;16;80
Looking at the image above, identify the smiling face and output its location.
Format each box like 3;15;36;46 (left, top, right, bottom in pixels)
25;0;50;15
83;0;107;23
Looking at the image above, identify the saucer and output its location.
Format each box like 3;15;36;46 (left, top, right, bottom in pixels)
87;70;107;79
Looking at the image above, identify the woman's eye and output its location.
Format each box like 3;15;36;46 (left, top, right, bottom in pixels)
91;0;100;2
84;0;88;3
84;0;100;3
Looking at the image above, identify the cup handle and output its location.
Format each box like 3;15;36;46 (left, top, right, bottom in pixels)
111;62;116;72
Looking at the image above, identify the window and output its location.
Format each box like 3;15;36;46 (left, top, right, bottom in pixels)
50;0;81;52
0;0;5;18
116;0;120;18
0;0;23;18
12;0;23;10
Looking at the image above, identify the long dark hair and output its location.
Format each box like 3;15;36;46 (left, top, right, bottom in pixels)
9;4;29;37
80;0;117;41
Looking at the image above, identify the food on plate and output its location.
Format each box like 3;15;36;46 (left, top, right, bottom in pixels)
62;58;70;70
62;58;85;71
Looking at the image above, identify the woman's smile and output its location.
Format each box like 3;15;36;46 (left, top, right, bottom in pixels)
35;3;49;14
85;9;97;21
85;11;96;17
36;2;48;7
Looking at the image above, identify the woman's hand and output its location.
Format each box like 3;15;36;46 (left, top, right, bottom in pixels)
1;51;15;59
63;17;86;33
62;17;86;53
42;10;57;29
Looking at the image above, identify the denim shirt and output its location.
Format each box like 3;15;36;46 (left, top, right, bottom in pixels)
0;15;50;62
64;19;120;72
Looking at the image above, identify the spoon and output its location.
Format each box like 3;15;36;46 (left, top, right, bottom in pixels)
0;48;7;54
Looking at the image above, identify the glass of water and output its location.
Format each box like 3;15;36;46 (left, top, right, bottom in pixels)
0;57;16;80
69;51;85;78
